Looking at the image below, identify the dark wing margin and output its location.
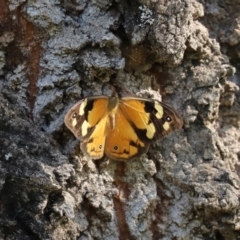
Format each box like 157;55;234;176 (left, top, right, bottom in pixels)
146;100;183;140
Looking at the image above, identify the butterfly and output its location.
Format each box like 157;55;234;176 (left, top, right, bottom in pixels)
64;94;183;161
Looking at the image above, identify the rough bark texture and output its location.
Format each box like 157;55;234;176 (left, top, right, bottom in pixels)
0;0;240;239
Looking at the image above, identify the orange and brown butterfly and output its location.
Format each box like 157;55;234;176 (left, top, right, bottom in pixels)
64;93;183;161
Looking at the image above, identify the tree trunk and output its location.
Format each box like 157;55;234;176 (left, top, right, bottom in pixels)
0;0;240;239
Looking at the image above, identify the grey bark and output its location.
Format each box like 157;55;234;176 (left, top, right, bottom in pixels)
0;0;240;239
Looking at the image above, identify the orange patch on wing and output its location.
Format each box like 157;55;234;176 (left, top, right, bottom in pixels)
87;99;109;126
105;108;147;160
120;99;156;139
120;99;149;129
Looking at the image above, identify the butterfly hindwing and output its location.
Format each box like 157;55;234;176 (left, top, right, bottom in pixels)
81;114;108;159
119;97;183;142
105;107;149;160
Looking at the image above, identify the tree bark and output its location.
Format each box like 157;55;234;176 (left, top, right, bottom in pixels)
0;0;240;239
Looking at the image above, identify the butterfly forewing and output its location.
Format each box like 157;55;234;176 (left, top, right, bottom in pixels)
149;101;183;140
119;97;183;142
64;96;109;140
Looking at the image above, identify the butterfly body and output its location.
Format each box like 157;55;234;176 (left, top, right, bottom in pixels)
64;95;183;161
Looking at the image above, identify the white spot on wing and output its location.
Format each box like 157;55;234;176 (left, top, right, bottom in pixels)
72;118;77;127
146;122;155;139
79;99;87;116
155;103;163;119
163;122;170;131
82;120;90;136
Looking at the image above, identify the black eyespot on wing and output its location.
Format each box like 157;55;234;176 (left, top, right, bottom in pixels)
166;116;172;122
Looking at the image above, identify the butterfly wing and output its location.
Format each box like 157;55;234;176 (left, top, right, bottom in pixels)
119;97;183;142
64;96;109;159
81;114;108;159
64;96;109;140
104;107;149;161
65;95;183;161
